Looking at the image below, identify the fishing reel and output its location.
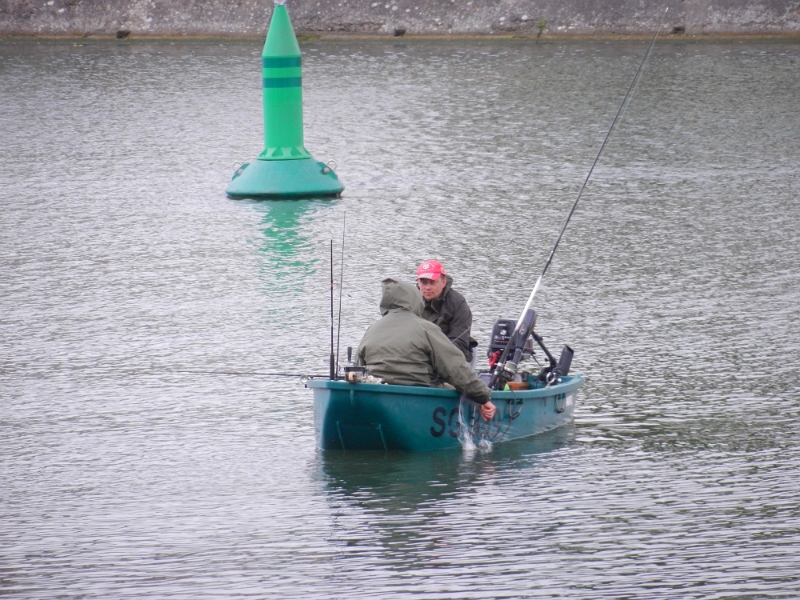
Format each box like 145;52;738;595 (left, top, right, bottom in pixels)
341;346;384;384
342;346;366;382
344;366;367;383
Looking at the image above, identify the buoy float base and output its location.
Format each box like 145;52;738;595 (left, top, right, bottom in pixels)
225;157;344;200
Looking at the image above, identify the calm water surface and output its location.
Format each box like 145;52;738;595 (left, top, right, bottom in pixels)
1;37;799;598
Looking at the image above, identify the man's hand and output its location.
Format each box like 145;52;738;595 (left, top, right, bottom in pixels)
481;400;496;422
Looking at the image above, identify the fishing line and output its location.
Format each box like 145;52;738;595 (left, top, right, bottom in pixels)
4;368;325;379
516;8;668;328
170;370;326;379
491;11;669;384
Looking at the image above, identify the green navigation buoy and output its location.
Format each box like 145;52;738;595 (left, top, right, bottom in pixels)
226;1;343;200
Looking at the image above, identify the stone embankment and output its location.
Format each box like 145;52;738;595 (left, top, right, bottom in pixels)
2;0;799;38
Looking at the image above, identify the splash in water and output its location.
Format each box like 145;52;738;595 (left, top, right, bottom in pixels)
457;395;493;452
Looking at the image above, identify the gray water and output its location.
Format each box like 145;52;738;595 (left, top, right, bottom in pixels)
1;37;799;598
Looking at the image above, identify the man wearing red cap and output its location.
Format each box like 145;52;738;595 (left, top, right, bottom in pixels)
416;259;476;363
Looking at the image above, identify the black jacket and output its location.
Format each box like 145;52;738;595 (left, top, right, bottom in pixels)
420;275;476;362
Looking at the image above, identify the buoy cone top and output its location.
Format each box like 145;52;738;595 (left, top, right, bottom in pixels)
263;5;301;58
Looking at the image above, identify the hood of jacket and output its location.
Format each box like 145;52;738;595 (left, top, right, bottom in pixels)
379;278;424;317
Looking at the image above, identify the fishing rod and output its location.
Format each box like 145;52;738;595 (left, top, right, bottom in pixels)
490;10;667;390
329;239;336;380
335;213;346;377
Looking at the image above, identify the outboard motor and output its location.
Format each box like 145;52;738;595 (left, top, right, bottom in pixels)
488;312;576;389
487;318;535;360
488;310;537;390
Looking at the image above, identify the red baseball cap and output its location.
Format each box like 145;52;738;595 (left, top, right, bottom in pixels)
417;260;445;280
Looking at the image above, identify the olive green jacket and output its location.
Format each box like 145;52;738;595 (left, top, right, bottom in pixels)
356;278;491;404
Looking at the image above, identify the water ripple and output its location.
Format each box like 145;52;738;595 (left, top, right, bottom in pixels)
1;38;799;598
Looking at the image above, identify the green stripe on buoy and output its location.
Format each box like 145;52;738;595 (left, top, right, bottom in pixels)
262;77;302;88
262;56;301;68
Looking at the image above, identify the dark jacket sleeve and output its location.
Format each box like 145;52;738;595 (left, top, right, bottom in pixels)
423;324;491;403
444;292;473;361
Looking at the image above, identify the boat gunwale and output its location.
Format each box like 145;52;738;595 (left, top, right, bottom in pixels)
306;374;584;400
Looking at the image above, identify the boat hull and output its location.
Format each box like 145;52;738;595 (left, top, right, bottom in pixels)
307;375;583;451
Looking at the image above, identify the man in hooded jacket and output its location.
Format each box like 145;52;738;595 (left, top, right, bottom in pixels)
356;278;496;422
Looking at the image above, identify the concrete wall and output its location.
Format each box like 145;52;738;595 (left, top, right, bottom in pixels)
2;0;799;38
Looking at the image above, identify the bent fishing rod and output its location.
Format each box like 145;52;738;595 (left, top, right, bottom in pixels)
490;11;667;390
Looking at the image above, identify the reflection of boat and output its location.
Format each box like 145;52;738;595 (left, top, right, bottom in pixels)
318;448;469;506
307;374;582;451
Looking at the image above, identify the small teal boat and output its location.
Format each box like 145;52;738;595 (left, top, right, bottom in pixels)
308;373;583;452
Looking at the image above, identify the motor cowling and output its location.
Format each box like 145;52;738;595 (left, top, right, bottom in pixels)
487;318;535;360
487;312;539;390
